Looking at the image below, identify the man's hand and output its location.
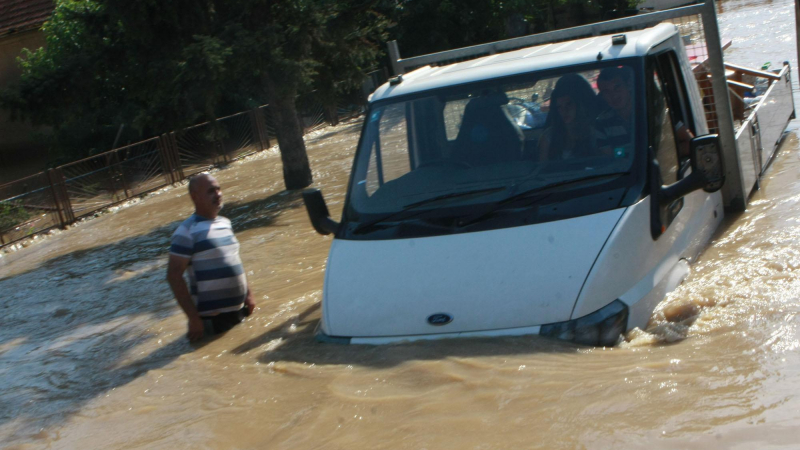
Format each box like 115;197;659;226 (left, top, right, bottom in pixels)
244;288;256;315
187;316;205;341
168;254;205;341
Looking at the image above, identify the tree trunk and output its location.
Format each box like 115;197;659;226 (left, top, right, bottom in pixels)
504;13;527;38
264;74;313;190
547;1;556;31
323;104;339;126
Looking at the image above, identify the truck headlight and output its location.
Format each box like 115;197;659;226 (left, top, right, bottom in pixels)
539;300;628;347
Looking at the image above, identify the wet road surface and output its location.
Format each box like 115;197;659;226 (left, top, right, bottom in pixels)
3;1;800;448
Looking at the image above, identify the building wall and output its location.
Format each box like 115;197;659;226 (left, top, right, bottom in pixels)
0;29;48;184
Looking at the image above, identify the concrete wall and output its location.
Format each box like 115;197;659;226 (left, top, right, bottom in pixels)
0;29;49;184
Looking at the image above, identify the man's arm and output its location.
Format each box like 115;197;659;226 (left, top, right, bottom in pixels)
675;121;694;158
166;254;204;341
244;282;256;315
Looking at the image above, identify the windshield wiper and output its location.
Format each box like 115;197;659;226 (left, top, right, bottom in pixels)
456;172;630;228
352;186;506;235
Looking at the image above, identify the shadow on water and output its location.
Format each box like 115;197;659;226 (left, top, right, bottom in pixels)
305;121;362;145
231;303;581;369
0;189;306;437
1;188;305;281
224;190;305;234
0;221;191;435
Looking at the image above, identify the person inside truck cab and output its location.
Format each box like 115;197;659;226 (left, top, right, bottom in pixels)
597;66;694;160
596;66;635;153
453;91;525;165
538;73;604;161
651;67;695;159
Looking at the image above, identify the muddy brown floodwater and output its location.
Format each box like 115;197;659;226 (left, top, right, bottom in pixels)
3;1;800;448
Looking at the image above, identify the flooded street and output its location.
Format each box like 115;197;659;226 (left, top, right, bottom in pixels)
3;0;800;448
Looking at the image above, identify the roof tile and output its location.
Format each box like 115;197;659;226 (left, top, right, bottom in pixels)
0;0;55;37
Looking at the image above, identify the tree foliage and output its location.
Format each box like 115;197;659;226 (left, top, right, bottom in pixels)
2;0;390;188
0;201;30;231
2;0;638;187
390;0;640;58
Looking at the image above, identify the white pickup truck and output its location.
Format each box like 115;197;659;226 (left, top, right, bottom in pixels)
302;23;753;346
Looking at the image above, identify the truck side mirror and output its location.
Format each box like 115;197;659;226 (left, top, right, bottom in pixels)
658;134;725;205
651;135;725;239
690;134;724;193
302;188;340;235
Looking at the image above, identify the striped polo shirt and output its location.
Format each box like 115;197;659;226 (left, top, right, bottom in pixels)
596;108;633;151
170;214;247;316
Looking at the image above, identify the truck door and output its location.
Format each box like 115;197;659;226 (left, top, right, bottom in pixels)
647;50;699;239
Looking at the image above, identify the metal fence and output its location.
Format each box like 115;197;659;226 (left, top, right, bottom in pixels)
0;85;376;247
0;171;64;245
666;13;719;133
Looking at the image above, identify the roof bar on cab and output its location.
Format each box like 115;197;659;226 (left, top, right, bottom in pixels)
388;3;705;75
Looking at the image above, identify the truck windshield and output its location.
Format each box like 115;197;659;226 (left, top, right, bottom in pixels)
344;61;642;239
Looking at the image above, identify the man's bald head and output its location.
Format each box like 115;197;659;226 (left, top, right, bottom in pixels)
188;172;214;194
188;173;222;218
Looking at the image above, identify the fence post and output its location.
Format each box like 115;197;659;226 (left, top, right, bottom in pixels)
112;150;131;200
260;107;272;148
324;104;340;126
216;140;228;165
158;133;183;183
105;152;122;203
249;109;263;152
48;167;75;226
250;108;271;152
46;169;66;228
169;132;185;182
157;134;174;184
60;168;75;225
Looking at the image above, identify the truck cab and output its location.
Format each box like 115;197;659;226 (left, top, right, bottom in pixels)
304;23;725;346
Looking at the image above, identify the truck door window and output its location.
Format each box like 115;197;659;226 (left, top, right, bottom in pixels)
654;51;695;163
364;103;412;196
378;103;412;181
443;99;469;142
649;63;684;230
651;69;680;185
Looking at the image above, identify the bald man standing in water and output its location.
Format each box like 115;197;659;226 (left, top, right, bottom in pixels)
167;173;256;341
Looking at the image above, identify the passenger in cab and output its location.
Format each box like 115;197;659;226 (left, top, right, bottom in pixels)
596;67;635;153
454;91;524;166
538;74;603;161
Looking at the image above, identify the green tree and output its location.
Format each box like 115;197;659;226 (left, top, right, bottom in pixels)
390;0;511;57
0;201;31;231
2;0;390;190
227;0;390;188
389;0;640;59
